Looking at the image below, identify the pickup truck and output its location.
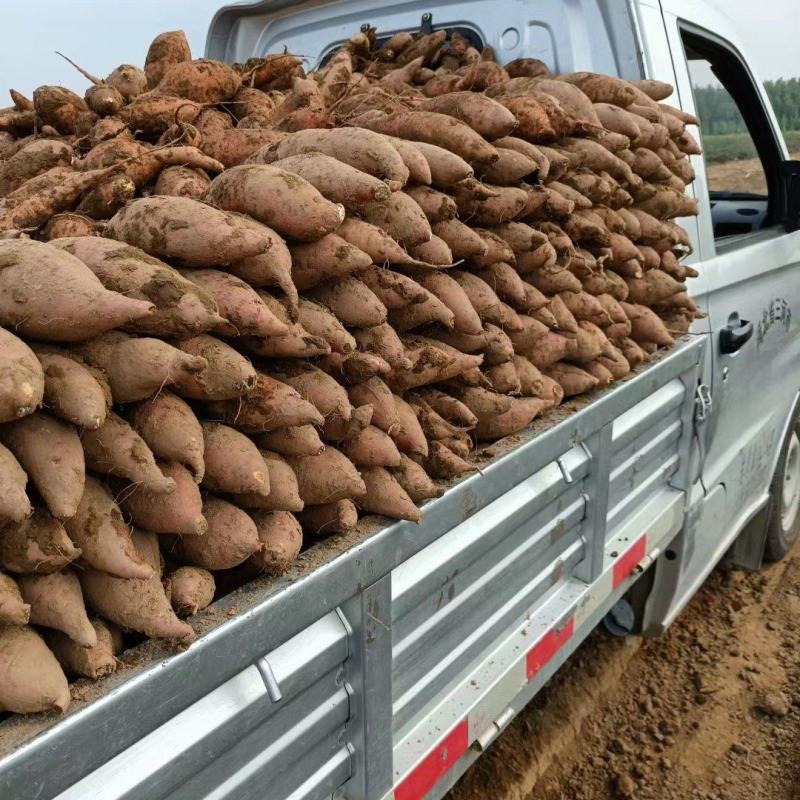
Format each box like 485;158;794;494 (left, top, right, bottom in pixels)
2;1;799;798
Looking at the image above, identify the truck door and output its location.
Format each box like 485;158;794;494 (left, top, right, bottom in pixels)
665;20;800;538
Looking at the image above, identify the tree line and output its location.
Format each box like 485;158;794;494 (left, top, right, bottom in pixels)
695;78;800;134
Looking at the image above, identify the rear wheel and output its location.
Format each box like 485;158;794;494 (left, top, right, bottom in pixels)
764;415;800;561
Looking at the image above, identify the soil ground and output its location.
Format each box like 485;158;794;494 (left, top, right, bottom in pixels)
706;151;800;195
448;539;800;800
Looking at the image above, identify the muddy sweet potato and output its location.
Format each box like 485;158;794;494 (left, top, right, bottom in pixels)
81;411;174;493
287;447;366;506
0;626;71;713
357;467;421;522
201;422;269;497
77;331;206;404
119;462;206;536
106;196;273;268
171;497;261;571
205;163;345;241
259;425;324;457
247;511;302;574
0;509;80;574
131;392;204;482
44;618;121;680
250;127;409;189
144;30;192;88
0;412;84;520
0;573;29;626
171;334;256;401
232;450;303;513
0;442;30;524
168;566;215;617
19;570;96;647
81;531;194;641
0;239;154;341
0;329;44;425
297;500;359;536
64;477;153;578
204;372;324;433
290;234;372;291
307;277;388;328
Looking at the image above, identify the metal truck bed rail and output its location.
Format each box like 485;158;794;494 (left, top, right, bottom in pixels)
0;336;705;800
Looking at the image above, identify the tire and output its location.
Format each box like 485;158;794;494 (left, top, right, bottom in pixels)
764;411;800;561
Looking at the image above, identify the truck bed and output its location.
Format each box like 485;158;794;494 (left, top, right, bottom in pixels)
0;336;704;800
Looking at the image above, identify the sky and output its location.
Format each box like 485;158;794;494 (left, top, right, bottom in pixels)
0;0;796;96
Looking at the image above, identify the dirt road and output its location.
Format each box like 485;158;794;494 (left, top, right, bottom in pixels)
706;151;800;195
449;542;800;800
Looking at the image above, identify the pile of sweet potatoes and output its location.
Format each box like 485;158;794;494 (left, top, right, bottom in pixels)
0;27;701;716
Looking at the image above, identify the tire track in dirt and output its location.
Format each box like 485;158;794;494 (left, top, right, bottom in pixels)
448;542;800;800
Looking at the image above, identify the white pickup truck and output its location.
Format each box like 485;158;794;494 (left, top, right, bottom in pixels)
2;1;799;799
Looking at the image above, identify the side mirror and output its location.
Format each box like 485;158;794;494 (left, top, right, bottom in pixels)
779;160;800;232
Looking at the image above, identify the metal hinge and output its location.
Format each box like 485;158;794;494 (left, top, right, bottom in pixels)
694;383;712;423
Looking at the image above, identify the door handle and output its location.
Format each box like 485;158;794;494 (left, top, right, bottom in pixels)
719;314;753;354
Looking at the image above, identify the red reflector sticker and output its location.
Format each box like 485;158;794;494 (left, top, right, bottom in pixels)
612;535;647;589
395;720;469;800
526;617;575;681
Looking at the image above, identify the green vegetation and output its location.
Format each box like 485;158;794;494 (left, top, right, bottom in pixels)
695;78;800;134
694;79;800;162
702;131;800;163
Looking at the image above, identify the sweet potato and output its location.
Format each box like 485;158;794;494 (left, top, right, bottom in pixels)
0;139;73;197
336;217;436;268
259;425;324;457
307;277;387;328
494;137;552;178
297;500;358;536
181;268;286;337
359;266;427;309
168;566;215;617
484;361;520;395
0;412;84;520
0;626;70;713
424;441;475;478
153;165;211;199
232;450;303;512
251;128;409;189
204;372;324;433
622;302;675;346
247;511;302;573
171;334;255;401
450;271;505;326
386;137;432;184
0;239;154;341
545;362;599;396
119;461;205;536
625;269;685;305
418;92;516;140
172;497;261;571
353;324;412;370
413;271;483;335
405;185;458;223
345;377;395;432
205;164;345;241
390;395;429;457
81;411;174;493
527;268;583;295
410;140;474;188
40;212;99;240
392;453;441;503
0;509;80;574
19;571;96;647
144;30;191;88
287;447;366;505
0;329;42;425
355;109;498;165
342;425;402;467
270;362;352;423
81;531;194;641
155;58;241;103
453;181;528;226
201;422;269;497
358;467;421;522
596;346;631;380
524;332;574;369
293;298;355;356
65;477;153;578
44;618;120;680
0;442;30;524
239;319;330;360
106;196;272;268
408;234;454;266
77;332;205;404
130;392;204;482
475;396;548;440
0;573;29;625
290;234;372;291
360;191;432;247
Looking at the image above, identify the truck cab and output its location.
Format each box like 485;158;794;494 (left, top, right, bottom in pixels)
1;2;799;799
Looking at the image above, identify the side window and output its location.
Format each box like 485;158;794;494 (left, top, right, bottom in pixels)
682;30;783;240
